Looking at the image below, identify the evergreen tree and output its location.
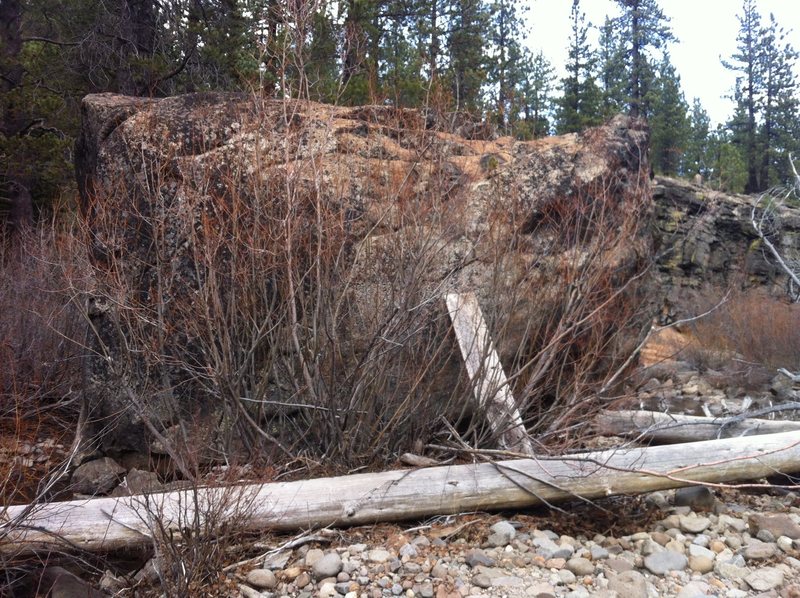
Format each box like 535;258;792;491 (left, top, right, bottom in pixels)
758;13;799;187
708;126;748;193
446;0;489;112
613;0;676;118
648;55;690;176
486;0;525;127
597;16;627;118
512;49;555;139
722;0;763;192
683;98;712;178
381;0;427;107
556;0;602;133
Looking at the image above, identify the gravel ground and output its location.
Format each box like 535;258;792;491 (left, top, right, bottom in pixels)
215;487;800;598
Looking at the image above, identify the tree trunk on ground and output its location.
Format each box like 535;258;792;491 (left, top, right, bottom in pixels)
4;430;800;556
595;409;800;443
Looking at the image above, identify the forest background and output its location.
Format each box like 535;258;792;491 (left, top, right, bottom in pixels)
1;0;799;224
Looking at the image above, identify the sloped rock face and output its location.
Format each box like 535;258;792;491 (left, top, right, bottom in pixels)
653;176;800;320
76;93;653;455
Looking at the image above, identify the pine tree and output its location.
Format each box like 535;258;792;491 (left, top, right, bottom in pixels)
486;0;525;127
722;0;763;192
613;0;676;118
709;125;748;193
597;16;627;118
512;49;555;139
758;13;799;187
683;98;711;178
648;55;690;176
447;0;489;112
556;0;602;133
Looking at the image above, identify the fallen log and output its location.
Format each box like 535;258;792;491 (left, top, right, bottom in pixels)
595;410;800;443
3;431;800;557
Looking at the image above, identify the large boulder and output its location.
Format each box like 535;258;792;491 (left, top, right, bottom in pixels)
75;93;653;458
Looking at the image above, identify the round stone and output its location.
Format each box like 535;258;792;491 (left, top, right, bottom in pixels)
678;514;711;534
643;551;688;575
312;552;343;580
565;557;594;576
487;520;516;547
689;555;714;573
245;568;276;590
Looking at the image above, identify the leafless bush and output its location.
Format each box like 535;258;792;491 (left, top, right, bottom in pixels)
130;482;258;596
487;165;654;448
0;218;88;504
687;289;800;384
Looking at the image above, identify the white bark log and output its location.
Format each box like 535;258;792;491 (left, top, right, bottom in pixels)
4;431;800;556
445;292;534;454
595;410;800;444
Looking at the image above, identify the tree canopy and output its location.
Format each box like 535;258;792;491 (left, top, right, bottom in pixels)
1;0;799;221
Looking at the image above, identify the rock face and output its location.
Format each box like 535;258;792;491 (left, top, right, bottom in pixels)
75;93;652;455
653;176;800;320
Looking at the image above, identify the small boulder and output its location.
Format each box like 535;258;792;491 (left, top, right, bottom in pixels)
70;457;126;495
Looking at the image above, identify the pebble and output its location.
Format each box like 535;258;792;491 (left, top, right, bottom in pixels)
743;538;777;560
464;548;494;568
367;549;392;563
678;514;711;534
566;557;594;576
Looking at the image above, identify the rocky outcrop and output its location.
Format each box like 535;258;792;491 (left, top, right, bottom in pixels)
653;176;800;320
75;93;652;455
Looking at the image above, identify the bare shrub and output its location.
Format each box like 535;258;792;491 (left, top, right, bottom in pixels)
0;218;88;504
687;289;800;382
489;163;654;447
130;482;258;596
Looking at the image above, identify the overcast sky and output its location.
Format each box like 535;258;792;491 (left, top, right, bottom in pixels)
523;0;800;126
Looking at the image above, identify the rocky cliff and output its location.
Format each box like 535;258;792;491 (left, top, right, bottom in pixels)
653;176;800;321
76;93;653;457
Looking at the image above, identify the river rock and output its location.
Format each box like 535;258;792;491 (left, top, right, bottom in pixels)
70;457;126;495
749;514;800;540
745;566;784;591
487;520;516;547
643;550;687;575
246;568;277;590
608;570;648;598
312;552;343;579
